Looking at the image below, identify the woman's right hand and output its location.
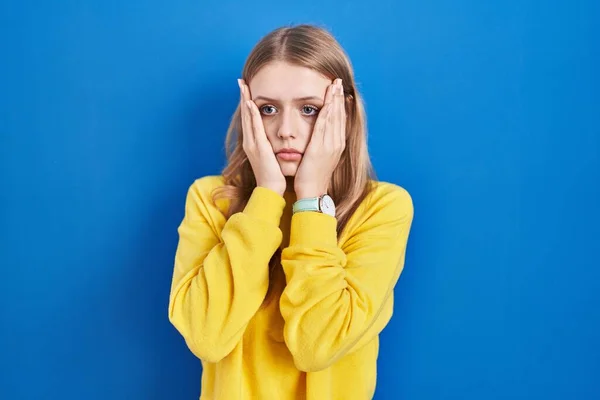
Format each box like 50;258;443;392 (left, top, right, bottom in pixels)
238;79;286;197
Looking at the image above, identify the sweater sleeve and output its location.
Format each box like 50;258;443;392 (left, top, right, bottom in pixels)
279;186;414;372
168;180;286;363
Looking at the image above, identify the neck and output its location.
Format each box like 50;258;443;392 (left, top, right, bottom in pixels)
285;176;295;193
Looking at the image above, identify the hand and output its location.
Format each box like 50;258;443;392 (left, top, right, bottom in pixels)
238;79;286;196
294;78;346;199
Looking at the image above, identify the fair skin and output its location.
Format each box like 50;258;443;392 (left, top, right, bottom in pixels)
238;61;347;200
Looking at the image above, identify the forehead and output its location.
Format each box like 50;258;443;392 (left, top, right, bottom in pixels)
249;61;331;99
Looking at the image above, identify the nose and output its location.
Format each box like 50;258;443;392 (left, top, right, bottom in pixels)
276;110;296;139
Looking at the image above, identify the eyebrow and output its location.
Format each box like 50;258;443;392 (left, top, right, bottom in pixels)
252;96;324;103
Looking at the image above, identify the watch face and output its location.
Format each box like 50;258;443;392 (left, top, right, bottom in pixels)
320;195;336;217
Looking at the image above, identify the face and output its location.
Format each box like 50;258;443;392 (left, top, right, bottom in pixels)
248;61;332;176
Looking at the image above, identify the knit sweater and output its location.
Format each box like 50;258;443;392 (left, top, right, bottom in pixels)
168;175;413;399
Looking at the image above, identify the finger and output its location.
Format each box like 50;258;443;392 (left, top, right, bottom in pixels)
238;79;254;146
326;83;337;148
324;80;335;106
311;83;335;145
238;79;247;123
238;79;248;114
247;100;269;148
340;85;347;152
336;80;345;150
320;82;335;122
330;80;343;149
312;102;332;146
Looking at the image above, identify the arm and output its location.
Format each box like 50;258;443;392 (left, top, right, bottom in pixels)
168;180;285;363
279;186;414;372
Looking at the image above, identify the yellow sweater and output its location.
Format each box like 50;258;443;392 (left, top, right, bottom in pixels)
168;175;413;399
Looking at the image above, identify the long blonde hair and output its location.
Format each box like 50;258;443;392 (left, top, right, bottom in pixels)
212;24;377;304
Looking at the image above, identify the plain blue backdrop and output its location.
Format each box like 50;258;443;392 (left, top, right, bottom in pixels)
1;1;599;399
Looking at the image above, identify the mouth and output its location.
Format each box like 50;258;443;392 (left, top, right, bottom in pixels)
276;149;303;161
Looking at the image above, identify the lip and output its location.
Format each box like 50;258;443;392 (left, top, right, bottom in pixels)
276;148;303;161
277;148;302;154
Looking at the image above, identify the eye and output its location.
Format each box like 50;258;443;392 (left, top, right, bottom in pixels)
301;105;319;116
259;105;277;115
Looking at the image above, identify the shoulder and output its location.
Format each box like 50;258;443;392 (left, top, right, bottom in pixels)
184;175;228;215
188;175;226;197
340;180;413;241
364;180;414;220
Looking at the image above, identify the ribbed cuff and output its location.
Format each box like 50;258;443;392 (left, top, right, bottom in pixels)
243;186;286;226
289;211;338;247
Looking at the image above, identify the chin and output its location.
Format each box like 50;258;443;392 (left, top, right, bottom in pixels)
279;162;298;177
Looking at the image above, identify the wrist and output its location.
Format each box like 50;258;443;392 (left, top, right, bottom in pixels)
295;192;324;199
257;182;285;197
293;192;336;217
295;186;328;200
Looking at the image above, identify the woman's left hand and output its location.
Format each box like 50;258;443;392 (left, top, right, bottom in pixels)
294;78;347;199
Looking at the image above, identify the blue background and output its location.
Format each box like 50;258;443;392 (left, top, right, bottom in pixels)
1;1;599;399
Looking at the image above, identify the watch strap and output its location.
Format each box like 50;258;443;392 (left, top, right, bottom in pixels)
292;197;320;214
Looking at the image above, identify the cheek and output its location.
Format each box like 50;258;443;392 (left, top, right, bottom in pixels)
299;118;317;142
304;117;317;132
261;118;277;140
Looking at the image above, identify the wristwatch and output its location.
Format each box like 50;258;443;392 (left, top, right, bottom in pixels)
292;194;336;217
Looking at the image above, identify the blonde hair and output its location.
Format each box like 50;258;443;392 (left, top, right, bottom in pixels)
212;24;377;305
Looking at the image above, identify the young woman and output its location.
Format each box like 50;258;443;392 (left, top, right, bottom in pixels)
168;24;414;399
